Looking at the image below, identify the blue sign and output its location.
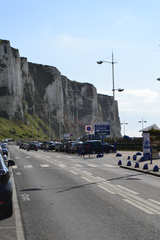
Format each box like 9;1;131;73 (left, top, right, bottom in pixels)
95;124;110;135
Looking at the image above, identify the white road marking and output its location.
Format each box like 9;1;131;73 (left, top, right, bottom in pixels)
11;170;25;240
82;176;93;182
40;164;50;168
15;172;22;176
75;164;82;168
148;199;160;206
103;164;117;168
123;199;155;215
25;156;31;159
69;170;79;175
82;170;93;176
24;165;33;168
21;193;31;201
58;163;66;168
87;164;97;168
12;165;18;169
15;157;20;159
94;176;106;182
116;185;139;195
98;184;115;194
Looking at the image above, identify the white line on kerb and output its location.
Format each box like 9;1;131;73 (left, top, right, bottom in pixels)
11;169;25;240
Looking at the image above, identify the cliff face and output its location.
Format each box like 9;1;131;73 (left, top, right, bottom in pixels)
0;40;121;138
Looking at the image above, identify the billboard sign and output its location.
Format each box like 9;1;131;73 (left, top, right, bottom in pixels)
94;124;110;136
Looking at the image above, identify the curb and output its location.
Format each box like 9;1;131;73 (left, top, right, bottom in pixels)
120;165;160;177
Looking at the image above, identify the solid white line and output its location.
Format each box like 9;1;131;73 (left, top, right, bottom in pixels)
116;185;139;195
123;199;154;215
11;169;25;240
98;184;115;194
148;199;160;206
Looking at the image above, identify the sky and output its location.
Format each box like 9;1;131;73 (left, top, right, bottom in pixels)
1;0;160;137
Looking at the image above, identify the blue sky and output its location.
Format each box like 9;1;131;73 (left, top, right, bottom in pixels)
1;0;160;137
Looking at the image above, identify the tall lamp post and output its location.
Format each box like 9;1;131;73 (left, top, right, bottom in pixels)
97;52;124;100
138;119;147;130
121;122;128;136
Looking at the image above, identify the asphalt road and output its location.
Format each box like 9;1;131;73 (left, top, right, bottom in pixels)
4;145;160;240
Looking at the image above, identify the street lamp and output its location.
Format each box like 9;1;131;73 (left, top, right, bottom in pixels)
138;119;147;130
121;122;128;136
97;52;124;100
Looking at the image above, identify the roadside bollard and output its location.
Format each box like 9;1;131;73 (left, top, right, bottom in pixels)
143;163;148;170
135;162;139;168
153;165;159;172
133;155;137;161
136;152;142;156
118;159;122;166
116;153;122;157
139;156;144;162
127;160;132;166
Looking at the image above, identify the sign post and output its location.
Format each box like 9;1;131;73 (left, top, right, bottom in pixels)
94;123;110;142
143;132;151;161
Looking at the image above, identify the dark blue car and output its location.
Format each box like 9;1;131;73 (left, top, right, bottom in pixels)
0;154;15;218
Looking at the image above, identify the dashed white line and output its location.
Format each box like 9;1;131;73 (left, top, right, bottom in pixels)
40;164;50;168
24;165;33;169
87;164;97;168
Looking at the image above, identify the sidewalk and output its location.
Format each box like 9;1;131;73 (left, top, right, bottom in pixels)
118;153;160;177
114;151;160;177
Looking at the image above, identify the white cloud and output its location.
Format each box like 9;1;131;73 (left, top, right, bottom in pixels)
116;88;160;113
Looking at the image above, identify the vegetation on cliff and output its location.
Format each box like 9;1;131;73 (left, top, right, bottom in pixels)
0;114;50;141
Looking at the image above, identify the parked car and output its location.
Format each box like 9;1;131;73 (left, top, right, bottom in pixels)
27;142;38;151
0;154;15;218
55;142;63;152
1;147;8;156
79;140;103;155
102;142;115;153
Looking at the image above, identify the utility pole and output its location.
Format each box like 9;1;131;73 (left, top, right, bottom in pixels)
97;52;124;100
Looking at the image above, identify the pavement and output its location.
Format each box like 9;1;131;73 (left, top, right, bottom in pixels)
117;151;160;177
